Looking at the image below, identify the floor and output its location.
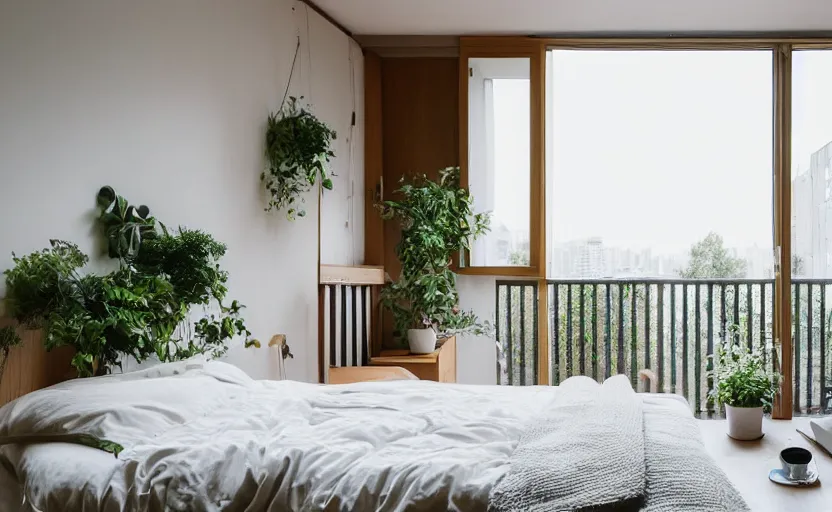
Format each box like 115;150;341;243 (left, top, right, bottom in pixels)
699;417;832;511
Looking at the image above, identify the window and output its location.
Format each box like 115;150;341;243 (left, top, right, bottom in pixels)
459;38;815;417
543;49;775;408
468;58;530;267
459;40;544;276
791;49;832;413
548;50;773;281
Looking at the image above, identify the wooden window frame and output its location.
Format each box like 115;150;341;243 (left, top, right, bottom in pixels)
458;37;547;278
772;44;792;419
457;35;832;417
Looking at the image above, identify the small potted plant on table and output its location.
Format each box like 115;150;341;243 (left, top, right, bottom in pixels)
710;331;779;441
379;167;491;353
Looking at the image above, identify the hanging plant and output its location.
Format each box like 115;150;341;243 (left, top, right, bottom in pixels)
261;96;336;220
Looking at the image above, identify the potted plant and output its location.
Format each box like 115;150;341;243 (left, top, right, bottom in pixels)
710;329;780;441
261;96;336;220
379;167;491;353
3;188;252;377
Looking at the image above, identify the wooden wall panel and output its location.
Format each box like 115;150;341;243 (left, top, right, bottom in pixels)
0;320;74;406
379;57;460;345
381;57;460;282
364;51;385;267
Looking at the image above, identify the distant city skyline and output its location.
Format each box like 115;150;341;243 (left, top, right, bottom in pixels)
548;236;774;279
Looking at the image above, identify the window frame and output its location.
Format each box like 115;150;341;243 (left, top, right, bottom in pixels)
458;37;547;277
457;36;832;418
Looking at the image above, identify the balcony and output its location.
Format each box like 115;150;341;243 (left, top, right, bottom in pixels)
496;279;832;415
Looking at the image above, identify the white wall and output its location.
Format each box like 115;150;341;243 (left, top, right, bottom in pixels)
0;0;363;382
456;275;500;384
315;29;365;266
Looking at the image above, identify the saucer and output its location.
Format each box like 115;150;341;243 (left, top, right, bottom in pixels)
768;464;820;487
727;432;765;441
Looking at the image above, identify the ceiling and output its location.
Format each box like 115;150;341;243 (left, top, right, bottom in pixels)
313;0;832;36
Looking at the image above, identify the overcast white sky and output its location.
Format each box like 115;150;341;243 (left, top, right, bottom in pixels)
793;51;832;176
489;49;832;257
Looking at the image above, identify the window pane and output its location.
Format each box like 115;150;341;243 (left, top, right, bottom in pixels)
548;50;773;279
543;50;774;411
468;57;530;266
791;50;832;415
792;51;832;279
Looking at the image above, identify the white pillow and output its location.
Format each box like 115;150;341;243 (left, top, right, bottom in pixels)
0;359;252;455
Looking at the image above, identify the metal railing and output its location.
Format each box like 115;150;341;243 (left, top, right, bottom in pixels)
496;278;832;415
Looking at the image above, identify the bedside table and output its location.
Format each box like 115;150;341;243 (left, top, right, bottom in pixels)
369;336;456;383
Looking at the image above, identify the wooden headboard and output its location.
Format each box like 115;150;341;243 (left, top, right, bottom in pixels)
0;320;74;406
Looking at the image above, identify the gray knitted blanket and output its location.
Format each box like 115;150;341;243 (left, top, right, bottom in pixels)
489;376;748;512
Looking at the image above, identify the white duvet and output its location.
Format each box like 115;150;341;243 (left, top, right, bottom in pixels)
0;360;559;511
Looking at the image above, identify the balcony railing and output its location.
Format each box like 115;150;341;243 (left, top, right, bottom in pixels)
496;278;832;415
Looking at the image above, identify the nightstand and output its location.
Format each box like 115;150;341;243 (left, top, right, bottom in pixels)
369;336;456;383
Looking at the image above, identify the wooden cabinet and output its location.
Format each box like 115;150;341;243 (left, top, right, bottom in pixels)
369;336;456;383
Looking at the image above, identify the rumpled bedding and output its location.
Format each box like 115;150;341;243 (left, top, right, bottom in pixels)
0;360;557;511
0;360;727;512
489;375;749;512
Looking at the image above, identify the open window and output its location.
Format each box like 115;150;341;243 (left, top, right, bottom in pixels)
459;39;545;276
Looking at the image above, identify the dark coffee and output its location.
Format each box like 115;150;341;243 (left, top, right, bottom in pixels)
781;447;812;465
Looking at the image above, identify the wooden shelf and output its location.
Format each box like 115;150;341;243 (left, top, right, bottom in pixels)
370;336;456;382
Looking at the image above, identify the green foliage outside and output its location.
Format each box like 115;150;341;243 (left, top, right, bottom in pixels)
379;167;492;343
262;96;336;219
3;188;251;377
501;231;777;413
508;250;529;266
792;255;806;277
679;232;747;279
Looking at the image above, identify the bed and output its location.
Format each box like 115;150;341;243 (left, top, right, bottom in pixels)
0;358;747;512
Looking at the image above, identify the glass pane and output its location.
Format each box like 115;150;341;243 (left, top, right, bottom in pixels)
468;57;530;266
791;50;832;414
548;50;773;280
792;51;832;279
545;50;774;413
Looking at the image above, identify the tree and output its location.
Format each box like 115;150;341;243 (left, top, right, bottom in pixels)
679;232;748;278
508;250;529;266
792;255;806;277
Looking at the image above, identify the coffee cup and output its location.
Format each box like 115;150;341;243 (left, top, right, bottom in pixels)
780;447;813;481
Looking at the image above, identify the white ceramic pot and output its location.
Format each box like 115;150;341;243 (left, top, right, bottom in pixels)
407;328;437;354
725;404;764;440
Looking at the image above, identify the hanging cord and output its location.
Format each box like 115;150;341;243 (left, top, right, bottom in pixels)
280;36;301;112
305;4;313;100
347;41;357;264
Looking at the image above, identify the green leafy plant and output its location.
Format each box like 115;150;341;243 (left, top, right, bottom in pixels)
378;167;491;343
4;240;88;328
709;327;780;412
262;96;336;219
3;189;253;377
96;186;163;260
0;326;23;386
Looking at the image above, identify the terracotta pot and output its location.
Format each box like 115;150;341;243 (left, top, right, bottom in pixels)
726;404;764;440
407;328;437;354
